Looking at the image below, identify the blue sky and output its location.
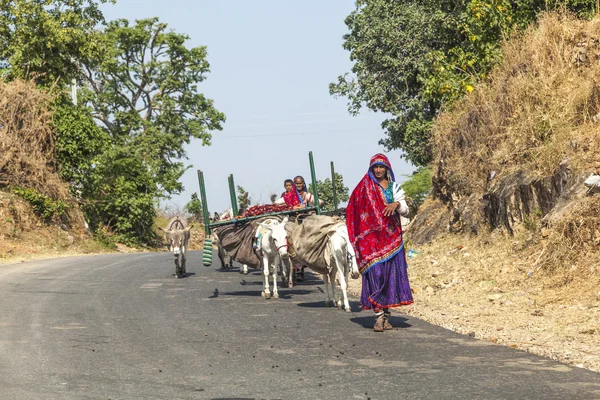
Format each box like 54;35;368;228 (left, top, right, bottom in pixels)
101;0;414;213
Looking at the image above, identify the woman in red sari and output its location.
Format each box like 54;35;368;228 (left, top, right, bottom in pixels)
346;153;413;332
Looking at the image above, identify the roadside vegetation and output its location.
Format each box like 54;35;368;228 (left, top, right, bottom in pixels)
0;0;223;248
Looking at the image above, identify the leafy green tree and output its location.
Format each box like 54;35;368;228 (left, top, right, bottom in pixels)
308;172;349;211
0;3;225;245
237;185;251;210
401;167;432;216
0;0;112;86
53;97;110;193
80;18;225;196
51;17;224;244
331;0;595;167
184;192;203;222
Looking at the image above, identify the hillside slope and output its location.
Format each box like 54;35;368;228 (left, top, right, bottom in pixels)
395;13;600;371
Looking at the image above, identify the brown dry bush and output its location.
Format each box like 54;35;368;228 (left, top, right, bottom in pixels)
540;196;600;272
0;79;70;201
428;12;600;273
432;12;600;198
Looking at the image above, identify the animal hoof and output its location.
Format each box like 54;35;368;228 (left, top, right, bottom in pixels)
264;292;272;299
344;307;351;313
273;293;279;299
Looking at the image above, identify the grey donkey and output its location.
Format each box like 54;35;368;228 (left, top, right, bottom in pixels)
160;216;193;278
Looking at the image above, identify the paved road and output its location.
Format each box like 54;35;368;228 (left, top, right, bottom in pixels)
0;251;599;400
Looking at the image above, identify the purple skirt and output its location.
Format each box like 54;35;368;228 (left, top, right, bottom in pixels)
360;246;413;311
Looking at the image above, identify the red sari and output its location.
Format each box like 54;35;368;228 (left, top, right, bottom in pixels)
346;153;413;310
345;154;403;275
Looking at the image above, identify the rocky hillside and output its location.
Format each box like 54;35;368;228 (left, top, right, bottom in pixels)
397;13;600;371
409;13;600;271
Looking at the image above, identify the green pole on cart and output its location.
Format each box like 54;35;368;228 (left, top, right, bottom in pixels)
228;174;239;217
197;169;213;267
331;161;338;211
309;151;321;215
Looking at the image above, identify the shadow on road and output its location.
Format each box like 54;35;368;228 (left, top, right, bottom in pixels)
239;279;263;286
295;301;364;313
350;315;412;330
217;289;314;298
214;268;239;273
170;272;196;278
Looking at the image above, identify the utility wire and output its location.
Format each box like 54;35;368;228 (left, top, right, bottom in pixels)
220;126;371;138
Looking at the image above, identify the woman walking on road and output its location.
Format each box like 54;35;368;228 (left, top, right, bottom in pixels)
346;153;413;332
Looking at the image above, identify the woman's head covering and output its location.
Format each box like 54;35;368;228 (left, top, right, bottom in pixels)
293;175;307;193
368;153;395;182
345;153;403;275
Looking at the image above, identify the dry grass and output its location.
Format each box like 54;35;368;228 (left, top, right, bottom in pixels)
433;12;600;197
0;80;70;201
347;232;600;372
539;196;600;272
427;12;600;271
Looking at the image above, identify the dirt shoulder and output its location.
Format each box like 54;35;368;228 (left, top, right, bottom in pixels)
347;233;600;373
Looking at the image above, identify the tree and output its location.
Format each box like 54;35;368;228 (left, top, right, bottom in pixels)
308;172;349;211
401;167;432;216
51;17;225;244
331;0;595;167
0;3;225;245
237;185;251;210
184;192;203;222
80;18;225;196
0;0;112;87
68;18;223;244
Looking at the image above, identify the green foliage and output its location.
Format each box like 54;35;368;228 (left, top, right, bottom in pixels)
46;15;225;246
308;172;349;211
11;187;69;222
85;147;158;245
53;97;110;192
237;185;251;209
400;168;432;216
331;0;596;167
80;17;225;196
184;193;203;221
0;0;113;87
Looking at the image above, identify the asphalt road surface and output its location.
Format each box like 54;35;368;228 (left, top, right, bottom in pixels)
1;251;599;400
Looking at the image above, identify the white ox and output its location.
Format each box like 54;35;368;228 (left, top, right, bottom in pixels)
287;217;360;312
254;217;291;299
160;216;192;278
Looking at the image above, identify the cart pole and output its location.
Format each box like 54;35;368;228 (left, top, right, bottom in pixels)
228;174;239;217
330;161;338;211
309;151;321;215
197;170;211;235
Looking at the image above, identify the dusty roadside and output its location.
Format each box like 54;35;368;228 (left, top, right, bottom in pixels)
347;233;600;373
